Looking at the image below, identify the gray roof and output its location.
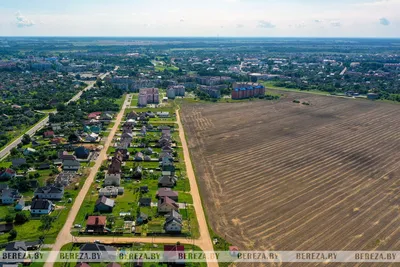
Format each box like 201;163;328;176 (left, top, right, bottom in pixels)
31;199;52;210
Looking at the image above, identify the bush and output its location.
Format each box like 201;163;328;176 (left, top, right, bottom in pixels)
5;214;15;223
293;100;300;103
15;212;30;224
9;229;17;240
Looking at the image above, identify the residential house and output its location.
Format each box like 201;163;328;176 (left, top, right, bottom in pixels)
95;196;115;212
100;112;113;121
63;159;80;171
161;156;175;176
15;198;25;211
30;199;53;215
0;183;9;191
136;212;148;225
11;158;26;168
159;152;173;161
80;243;116;262
1;188;21;204
157;112;170;118
164;210;183;233
126;111;138;120
158;137;171;148
158;175;178;188
86;216;107;233
0;223;14;234
161;145;173;153
134;152;144;161
5;241;28;261
156;188;178;201
84;125;101;134
43;131;55;138
132;166;142;179
105;155;122;186
139;126;147;136
75;146;90;159
121;132;133;141
23;148;37;156
55;172;75;186
51;137;64;145
34;186;64;200
0;168;16;180
158;196;179;213
59;151;76;161
38;163;50;170
85;133;99;142
163;245;185;265
31;140;40;147
115;149;129;161
139;197;152;207
87;112;102;119
140;185;149;193
99;186;124;197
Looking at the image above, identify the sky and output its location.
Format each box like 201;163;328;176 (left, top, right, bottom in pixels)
0;0;398;37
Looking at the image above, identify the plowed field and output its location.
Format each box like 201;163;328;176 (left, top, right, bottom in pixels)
181;93;400;258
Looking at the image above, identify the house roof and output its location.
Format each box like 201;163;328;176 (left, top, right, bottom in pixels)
35;186;63;194
87;216;107;226
164;245;185;260
63;159;80;166
31;199;52;210
5;241;27;252
165;210;183;224
1;188;20;198
158;196;178;208
139;198;152;205
95;196;115;207
0;223;14;233
80;243;116;254
75;263;91;267
157;188;178;198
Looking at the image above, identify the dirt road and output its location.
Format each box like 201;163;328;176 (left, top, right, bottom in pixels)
45;102;217;267
45;94;130;266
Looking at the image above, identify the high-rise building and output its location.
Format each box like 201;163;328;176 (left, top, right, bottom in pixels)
138;88;160;106
231;82;265;100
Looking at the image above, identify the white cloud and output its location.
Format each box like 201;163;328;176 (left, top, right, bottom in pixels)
330;21;341;27
15;11;35;28
180;18;185;22
379;17;390;25
257;20;275;28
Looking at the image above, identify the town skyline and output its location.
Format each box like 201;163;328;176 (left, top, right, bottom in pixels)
0;0;398;37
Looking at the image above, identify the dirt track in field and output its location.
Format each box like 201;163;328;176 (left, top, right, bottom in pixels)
181;92;400;265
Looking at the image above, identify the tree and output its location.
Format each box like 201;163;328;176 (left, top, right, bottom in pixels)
96;79;103;87
39;215;55;231
56;103;66;112
15;212;29;224
9;229;17;240
22;134;31;145
5;214;15;223
10;148;19;156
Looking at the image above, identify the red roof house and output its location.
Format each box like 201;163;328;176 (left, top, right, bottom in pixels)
86;216;107;233
88;112;102;119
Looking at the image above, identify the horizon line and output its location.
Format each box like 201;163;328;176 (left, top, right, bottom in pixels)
1;36;400;39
